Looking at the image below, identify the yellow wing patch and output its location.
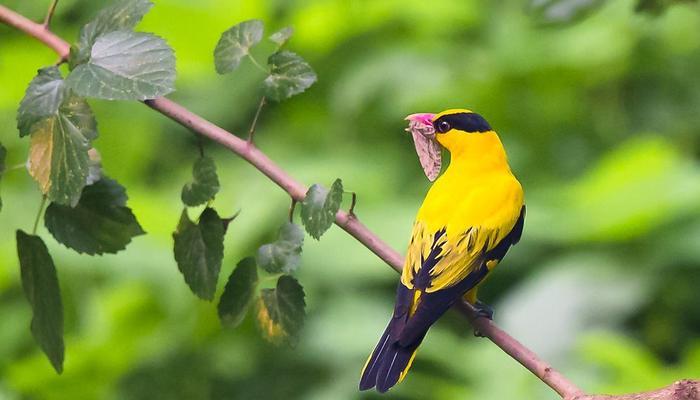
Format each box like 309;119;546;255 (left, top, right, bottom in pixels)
401;175;523;292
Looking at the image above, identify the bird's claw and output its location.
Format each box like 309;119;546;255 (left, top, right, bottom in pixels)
472;300;495;338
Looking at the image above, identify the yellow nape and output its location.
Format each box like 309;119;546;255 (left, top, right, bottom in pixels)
432;108;473;121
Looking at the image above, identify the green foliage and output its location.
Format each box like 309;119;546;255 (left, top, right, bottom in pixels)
635;0;697;14
70;0;154;67
218;257;258;327
26;85;98;207
66;31;176;100
44;177;145;255
0;142;5;212
269;27;294;48
16;230;64;373
16;67;66;137
300;179;343;240
181;156;220;207
263;51;317;101
214;19;264;74
257;275;305;345
3;0;700;397
173;208;225;301
214;19;316;101
256;222;304;274
527;0;607;25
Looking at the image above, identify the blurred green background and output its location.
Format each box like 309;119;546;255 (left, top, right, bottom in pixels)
1;0;700;399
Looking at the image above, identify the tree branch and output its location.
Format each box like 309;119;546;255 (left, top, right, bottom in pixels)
1;5;696;400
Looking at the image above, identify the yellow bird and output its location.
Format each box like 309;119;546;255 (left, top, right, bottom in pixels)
360;109;525;392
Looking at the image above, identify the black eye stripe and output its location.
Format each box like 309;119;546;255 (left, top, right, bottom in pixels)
433;112;492;133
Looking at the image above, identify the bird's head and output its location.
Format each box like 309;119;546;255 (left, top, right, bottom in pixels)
406;108;494;152
405;109;502;180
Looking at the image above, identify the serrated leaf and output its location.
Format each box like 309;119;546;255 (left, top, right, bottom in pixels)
173;207;224;301
66;31;176;101
181;156;220;207
300;179;343;240
527;0;606;25
71;0;154;68
263;51;317;101
218;257;258;327
0;142;5;212
44;177;145;255
257;275;305;345
27;92;98;206
269;27;293;47
16;230;64;373
17;67;66;137
214;19;264;74
256;222;304;274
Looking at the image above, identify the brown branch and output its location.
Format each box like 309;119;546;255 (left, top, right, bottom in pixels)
1;5;695;400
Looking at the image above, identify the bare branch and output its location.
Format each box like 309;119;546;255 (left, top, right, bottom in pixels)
1;5;694;400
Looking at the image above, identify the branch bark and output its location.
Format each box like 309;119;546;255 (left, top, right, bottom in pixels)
0;5;696;400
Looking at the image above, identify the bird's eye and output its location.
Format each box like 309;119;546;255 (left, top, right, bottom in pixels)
436;121;451;133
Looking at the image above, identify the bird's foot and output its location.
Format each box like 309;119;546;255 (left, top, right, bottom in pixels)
472;300;495;338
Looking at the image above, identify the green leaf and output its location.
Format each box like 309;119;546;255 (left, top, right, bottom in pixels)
214;19;264;74
16;230;64;373
0;142;5;212
66;31;176;101
300;179;343;240
181;156;220;207
71;0;154;67
257;275;305;345
27;92;98;207
218;257;258;327
256;222;304;274
17;67;66;137
44;177;145;255
173;207;225;301
263;51;317;101
269;27;293;47
527;0;607;25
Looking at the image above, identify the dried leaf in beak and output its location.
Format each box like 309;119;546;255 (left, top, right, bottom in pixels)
405;114;441;181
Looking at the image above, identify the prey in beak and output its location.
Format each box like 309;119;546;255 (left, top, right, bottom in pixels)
405;113;441;181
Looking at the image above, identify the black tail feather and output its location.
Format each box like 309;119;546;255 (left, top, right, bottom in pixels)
375;341;420;393
359;321;392;391
360;317;424;393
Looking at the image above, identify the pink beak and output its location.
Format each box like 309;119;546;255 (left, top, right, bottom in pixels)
404;113;435;126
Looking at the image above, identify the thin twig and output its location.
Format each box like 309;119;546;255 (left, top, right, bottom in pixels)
3;7;693;400
42;0;59;29
248;96;266;144
32;196;47;235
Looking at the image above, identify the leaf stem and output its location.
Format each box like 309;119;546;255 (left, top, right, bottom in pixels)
247;53;268;73
247;96;266;144
32;195;47;235
7;163;27;172
42;0;59;29
346;191;357;218
197;134;205;157
288;199;297;223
